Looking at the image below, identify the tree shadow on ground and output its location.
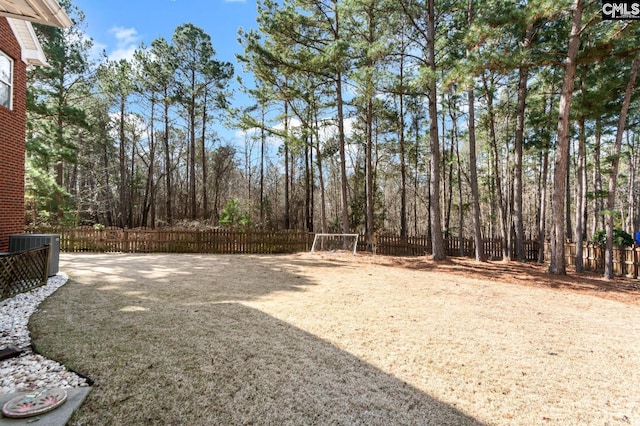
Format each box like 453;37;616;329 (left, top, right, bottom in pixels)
31;253;484;425
358;254;640;305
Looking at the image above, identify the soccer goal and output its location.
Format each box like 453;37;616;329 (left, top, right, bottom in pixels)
310;233;359;255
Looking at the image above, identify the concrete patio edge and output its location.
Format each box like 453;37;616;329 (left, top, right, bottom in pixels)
0;387;92;425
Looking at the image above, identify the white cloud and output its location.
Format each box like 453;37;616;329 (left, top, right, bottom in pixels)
312;117;356;142
235;129;250;139
110;27;139;45
109;46;137;62
272;117;303;133
107;26;140;62
247;116;356;144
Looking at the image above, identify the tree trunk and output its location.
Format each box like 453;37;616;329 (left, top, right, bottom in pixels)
364;6;376;250
549;0;582;275
467;85;484;261
444;112;455;237
201;90;209;220
102;134;115;226
55;75;65;220
537;149;549;263
260;108;266;226
163;84;173;226
630;136;640;232
467;0;484;261
427;0;445;260
592;118;603;236
366;97;375;250
283;101;290;229
305;133;313;232
513;61;530;262
626;133;636;232
537;90;555;263
119;97;127;228
314;110;328;233
604;55;640;279
456;130;464;257
189;93;197;221
483;73;508;259
337;72;350;234
399;47;408;238
414;113;420;236
327;0;350;234
575;115;587;272
141;96;156;228
446;91;459;243
129;133;136;227
565;140;572;241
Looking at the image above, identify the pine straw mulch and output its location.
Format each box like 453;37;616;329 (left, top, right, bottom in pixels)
29;252;640;425
338;252;640;306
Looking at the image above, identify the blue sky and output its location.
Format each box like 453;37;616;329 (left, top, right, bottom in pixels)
74;0;257;64
73;0;259;144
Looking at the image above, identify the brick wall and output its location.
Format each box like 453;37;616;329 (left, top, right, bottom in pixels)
0;17;27;252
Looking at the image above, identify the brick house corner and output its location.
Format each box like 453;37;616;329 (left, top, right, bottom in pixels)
0;17;27;252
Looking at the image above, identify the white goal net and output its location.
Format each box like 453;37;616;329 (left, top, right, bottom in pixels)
311;233;359;255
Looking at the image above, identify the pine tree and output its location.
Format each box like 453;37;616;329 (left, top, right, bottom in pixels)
27;1;92;223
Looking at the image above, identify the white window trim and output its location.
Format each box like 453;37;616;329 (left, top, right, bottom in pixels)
0;50;13;110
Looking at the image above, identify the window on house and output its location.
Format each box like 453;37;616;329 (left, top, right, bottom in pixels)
0;51;13;110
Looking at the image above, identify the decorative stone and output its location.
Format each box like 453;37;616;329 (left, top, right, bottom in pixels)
0;274;89;396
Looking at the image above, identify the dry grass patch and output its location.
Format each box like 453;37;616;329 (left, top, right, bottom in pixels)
29;253;640;425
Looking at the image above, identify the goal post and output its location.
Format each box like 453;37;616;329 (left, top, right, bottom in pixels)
311;233;359;255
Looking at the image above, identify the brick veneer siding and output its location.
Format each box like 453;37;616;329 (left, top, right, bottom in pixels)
0;18;27;252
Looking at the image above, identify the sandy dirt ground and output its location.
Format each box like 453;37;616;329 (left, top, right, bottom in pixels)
33;252;640;425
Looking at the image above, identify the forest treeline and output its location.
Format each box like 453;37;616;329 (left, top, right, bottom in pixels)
24;0;640;277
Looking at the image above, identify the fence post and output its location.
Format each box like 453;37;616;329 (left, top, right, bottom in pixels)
123;229;129;253
373;232;378;255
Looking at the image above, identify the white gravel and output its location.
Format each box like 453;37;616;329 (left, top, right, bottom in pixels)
1;274;89;395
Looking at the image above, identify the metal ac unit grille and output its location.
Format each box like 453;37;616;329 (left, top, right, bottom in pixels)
9;234;60;276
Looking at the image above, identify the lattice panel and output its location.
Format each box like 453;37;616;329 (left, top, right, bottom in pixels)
0;246;50;301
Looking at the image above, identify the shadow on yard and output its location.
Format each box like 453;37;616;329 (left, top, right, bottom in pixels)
30;253;483;425
355;254;640;305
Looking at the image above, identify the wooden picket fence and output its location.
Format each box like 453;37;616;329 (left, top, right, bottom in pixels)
30;227;540;261
372;234;539;261
17;227;640;280
562;242;640;279
34;227;313;255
